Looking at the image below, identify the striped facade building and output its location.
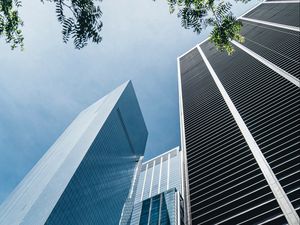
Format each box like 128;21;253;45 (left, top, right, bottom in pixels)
130;147;185;225
178;1;299;225
134;147;182;203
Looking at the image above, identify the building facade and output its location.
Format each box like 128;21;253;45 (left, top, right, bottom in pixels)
130;147;184;225
0;81;148;225
130;188;184;225
134;147;182;203
178;1;299;225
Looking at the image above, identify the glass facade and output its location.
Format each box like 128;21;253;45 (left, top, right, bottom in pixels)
119;158;144;225
130;188;184;225
130;147;184;225
134;147;182;204
160;155;169;193
0;81;148;225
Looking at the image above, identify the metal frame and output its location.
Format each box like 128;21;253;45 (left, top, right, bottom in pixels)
142;146;179;165
177;57;192;225
149;160;156;198
240;17;300;32
197;45;299;225
262;0;300;3
176;1;300;224
140;163;148;202
231;40;300;87
167;153;171;190
158;156;163;194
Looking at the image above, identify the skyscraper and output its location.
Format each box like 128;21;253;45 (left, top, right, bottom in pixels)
134;147;182;203
130;188;184;225
130;147;185;225
178;1;299;225
0;81;148;225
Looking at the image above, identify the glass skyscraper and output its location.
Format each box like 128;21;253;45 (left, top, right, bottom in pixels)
178;1;299;225
129;147;185;225
130;188;184;225
0;81;148;225
134;147;182;203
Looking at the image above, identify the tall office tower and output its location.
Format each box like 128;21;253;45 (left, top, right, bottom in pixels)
130;188;184;225
178;1;299;225
130;147;185;225
0;81;148;225
134;147;182;203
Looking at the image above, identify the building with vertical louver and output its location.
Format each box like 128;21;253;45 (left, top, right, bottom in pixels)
129;147;185;225
134;147;182;203
178;1;299;225
0;81;148;225
130;188;184;225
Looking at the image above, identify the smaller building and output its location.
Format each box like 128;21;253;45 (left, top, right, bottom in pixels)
130;188;184;225
128;147;185;225
134;147;182;204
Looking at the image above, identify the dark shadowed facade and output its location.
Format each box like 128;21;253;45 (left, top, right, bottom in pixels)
178;1;299;225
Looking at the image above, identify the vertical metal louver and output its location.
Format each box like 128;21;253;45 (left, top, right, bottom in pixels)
243;3;300;27
179;48;285;225
202;40;300;219
133;148;181;204
179;2;299;224
239;21;300;79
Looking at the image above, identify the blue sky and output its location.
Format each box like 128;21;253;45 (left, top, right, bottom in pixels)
0;0;258;203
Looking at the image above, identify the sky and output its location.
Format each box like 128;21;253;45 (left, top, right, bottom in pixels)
0;0;259;204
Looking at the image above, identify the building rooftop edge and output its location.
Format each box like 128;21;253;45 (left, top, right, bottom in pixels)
142;146;180;165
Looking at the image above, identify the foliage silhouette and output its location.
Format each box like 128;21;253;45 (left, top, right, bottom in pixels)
166;0;245;54
0;0;102;50
0;0;24;50
47;0;103;49
1;0;247;53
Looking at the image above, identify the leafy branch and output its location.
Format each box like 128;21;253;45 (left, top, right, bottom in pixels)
1;0;246;53
0;0;103;50
0;0;24;50
165;0;245;55
44;0;103;49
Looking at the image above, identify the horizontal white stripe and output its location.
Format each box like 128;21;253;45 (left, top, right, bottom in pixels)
238;2;264;18
241;17;300;32
232;40;300;87
263;0;300;4
197;45;299;225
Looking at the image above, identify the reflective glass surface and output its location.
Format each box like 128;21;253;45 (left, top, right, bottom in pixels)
134;148;181;204
131;188;179;225
0;81;148;225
